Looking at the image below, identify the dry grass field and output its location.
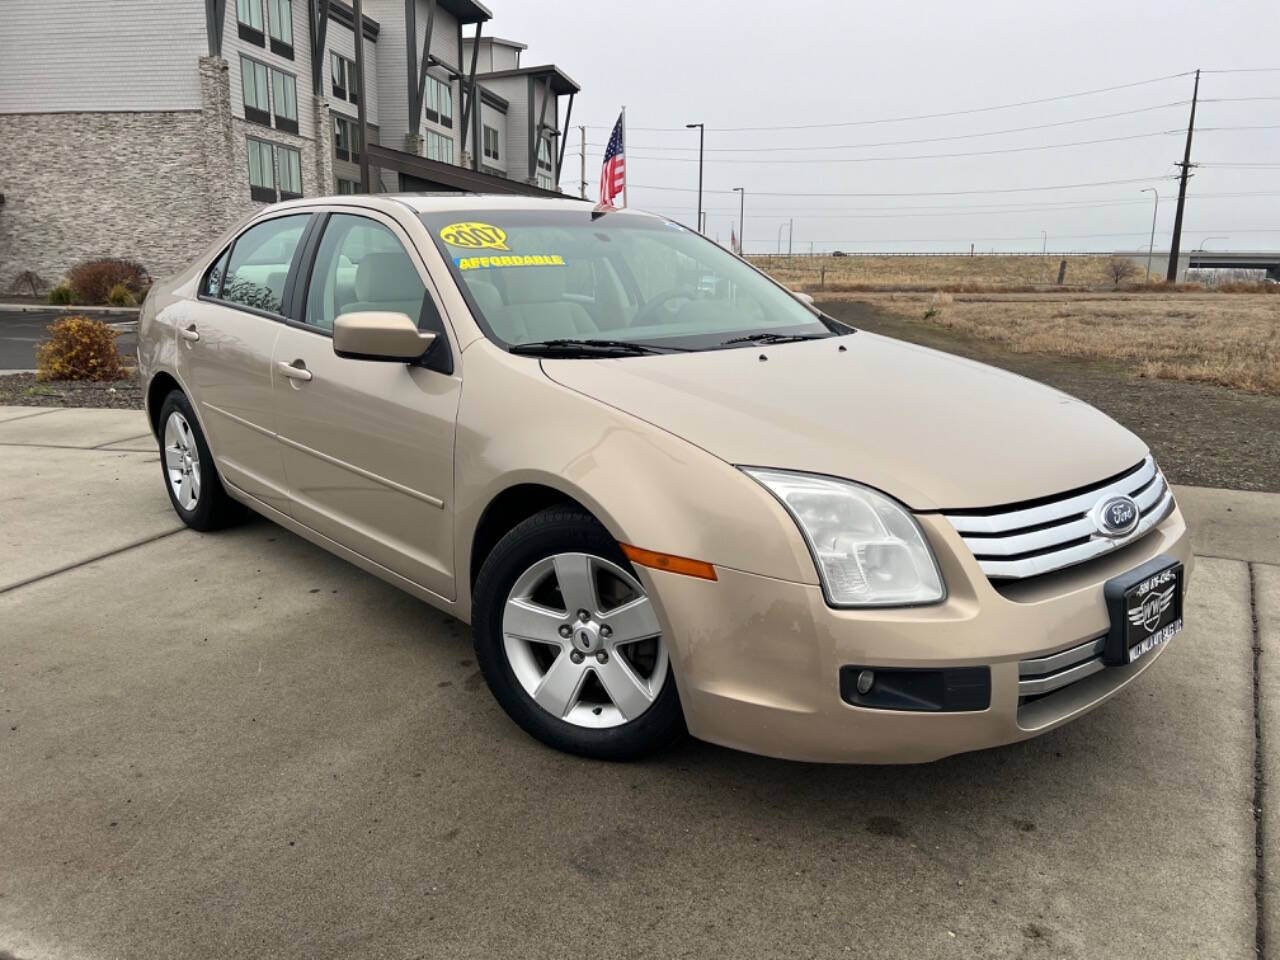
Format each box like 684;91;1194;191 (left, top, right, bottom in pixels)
824;291;1280;396
751;253;1119;290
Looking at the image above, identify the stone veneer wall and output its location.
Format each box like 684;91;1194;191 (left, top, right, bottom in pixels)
0;57;332;292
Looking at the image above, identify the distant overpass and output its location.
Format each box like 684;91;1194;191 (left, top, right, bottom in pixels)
1118;250;1280;281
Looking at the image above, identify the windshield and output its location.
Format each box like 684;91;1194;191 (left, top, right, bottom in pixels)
419;209;833;352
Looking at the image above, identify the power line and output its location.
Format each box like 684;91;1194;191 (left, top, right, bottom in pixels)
583;70;1196;132
585;99;1280;154
590;101;1193;152
780;228;1280;244
619;128;1189;165
587;174;1179;198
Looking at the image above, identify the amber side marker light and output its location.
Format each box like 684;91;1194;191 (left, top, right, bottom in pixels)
620;543;718;581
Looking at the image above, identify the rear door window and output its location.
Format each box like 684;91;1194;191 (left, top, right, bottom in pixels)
220;214;310;315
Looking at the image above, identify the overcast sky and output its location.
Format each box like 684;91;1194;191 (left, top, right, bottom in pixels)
486;0;1279;254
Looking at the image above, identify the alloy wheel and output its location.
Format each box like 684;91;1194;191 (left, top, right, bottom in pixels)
502;552;668;728
163;410;202;511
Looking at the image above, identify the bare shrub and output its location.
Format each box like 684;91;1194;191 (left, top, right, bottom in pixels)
65;258;150;305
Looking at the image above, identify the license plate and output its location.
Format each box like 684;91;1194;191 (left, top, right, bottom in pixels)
1102;556;1184;666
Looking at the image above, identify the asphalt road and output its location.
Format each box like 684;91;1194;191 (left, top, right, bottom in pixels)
2;406;1278;960
0;310;137;370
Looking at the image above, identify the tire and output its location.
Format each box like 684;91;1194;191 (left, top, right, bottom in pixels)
157;389;241;532
472;506;686;760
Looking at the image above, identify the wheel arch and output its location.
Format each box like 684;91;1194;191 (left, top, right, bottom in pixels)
468;481;600;591
145;370;183;437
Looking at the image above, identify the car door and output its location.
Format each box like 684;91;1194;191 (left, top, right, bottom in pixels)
271;209;461;601
182;212;313;512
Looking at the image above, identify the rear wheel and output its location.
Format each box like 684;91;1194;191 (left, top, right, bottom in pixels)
472;507;685;760
157;390;241;531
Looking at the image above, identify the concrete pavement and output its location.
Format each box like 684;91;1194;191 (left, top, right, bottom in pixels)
0;406;1275;959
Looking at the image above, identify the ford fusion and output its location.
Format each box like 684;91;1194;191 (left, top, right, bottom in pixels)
136;195;1190;762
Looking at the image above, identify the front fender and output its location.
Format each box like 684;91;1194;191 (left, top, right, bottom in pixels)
452;341;818;618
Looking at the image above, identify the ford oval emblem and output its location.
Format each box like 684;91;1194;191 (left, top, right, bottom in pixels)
1095;494;1139;537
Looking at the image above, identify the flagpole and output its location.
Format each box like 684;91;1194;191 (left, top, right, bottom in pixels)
621;105;628;209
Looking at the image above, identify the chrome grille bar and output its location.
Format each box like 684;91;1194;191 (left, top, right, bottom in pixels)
1018;638;1105;697
943;456;1174;581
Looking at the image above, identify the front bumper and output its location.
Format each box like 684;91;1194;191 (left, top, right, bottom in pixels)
642;504;1192;763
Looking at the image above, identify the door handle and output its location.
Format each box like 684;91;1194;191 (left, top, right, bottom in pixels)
277;360;313;382
179;324;200;342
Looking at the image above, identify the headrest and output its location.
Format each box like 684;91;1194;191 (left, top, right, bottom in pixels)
501;265;568;304
355;251;422;302
466;278;504;316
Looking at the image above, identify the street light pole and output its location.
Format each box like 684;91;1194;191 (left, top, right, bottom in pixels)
1140;188;1159;282
1041;230;1047;255
685;123;704;233
732;187;744;254
776;222;785;254
1198;236;1227;251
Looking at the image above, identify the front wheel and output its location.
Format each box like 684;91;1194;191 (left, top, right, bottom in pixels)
472;507;686;760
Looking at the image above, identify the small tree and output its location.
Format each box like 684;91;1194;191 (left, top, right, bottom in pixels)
1109;257;1140;288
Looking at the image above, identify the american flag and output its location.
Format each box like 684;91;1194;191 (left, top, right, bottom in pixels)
600;112;625;206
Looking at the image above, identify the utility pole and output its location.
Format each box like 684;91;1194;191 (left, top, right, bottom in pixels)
578;125;586;199
686;123;704;232
352;0;371;192
1166;69;1200;283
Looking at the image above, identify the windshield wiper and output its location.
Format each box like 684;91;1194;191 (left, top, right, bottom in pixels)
718;332;831;347
509;338;672;357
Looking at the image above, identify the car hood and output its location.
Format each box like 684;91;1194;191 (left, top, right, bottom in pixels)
540;331;1148;510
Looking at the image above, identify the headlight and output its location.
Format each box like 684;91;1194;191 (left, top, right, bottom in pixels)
744;468;945;607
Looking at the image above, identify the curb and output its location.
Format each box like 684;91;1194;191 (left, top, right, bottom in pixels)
0;303;140;316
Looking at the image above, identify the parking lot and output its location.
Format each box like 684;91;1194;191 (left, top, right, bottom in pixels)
2;405;1279;959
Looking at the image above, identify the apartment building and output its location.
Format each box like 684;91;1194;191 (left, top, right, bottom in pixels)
0;0;580;291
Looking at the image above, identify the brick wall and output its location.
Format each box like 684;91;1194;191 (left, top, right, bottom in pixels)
0;56;331;293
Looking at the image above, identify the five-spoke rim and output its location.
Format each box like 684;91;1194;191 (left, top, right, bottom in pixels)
502;552;668;729
163;410;201;511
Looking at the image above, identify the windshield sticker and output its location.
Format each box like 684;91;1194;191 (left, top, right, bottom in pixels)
456;254;566;271
439;221;510;251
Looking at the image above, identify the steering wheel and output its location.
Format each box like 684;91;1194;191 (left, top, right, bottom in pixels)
628;287;697;327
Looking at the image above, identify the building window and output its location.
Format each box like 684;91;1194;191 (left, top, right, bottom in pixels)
237;0;264;45
425;129;454;164
536;137;553;173
241;56;271;127
424;75;452;128
277;145;302;200
247;138;276;202
331;53;357;104
482;124;500;161
272;70;298;134
334;115;359;162
266;0;293;57
336;178;359;195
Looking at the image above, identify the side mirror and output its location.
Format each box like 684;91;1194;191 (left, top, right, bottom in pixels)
792;291;815;306
333;311;437;362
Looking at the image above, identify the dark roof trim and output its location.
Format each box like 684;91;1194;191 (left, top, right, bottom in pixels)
475;64;580;95
439;0;492;23
478;85;509;110
367;143;566;198
328;0;379;41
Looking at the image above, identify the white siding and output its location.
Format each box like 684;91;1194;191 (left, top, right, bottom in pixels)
481;75;527;180
224;0;315;140
0;0;205;113
325;21;379;126
367;0;458;154
463;38;522;74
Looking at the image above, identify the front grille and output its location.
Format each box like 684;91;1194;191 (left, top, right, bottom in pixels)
943;456;1173;581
